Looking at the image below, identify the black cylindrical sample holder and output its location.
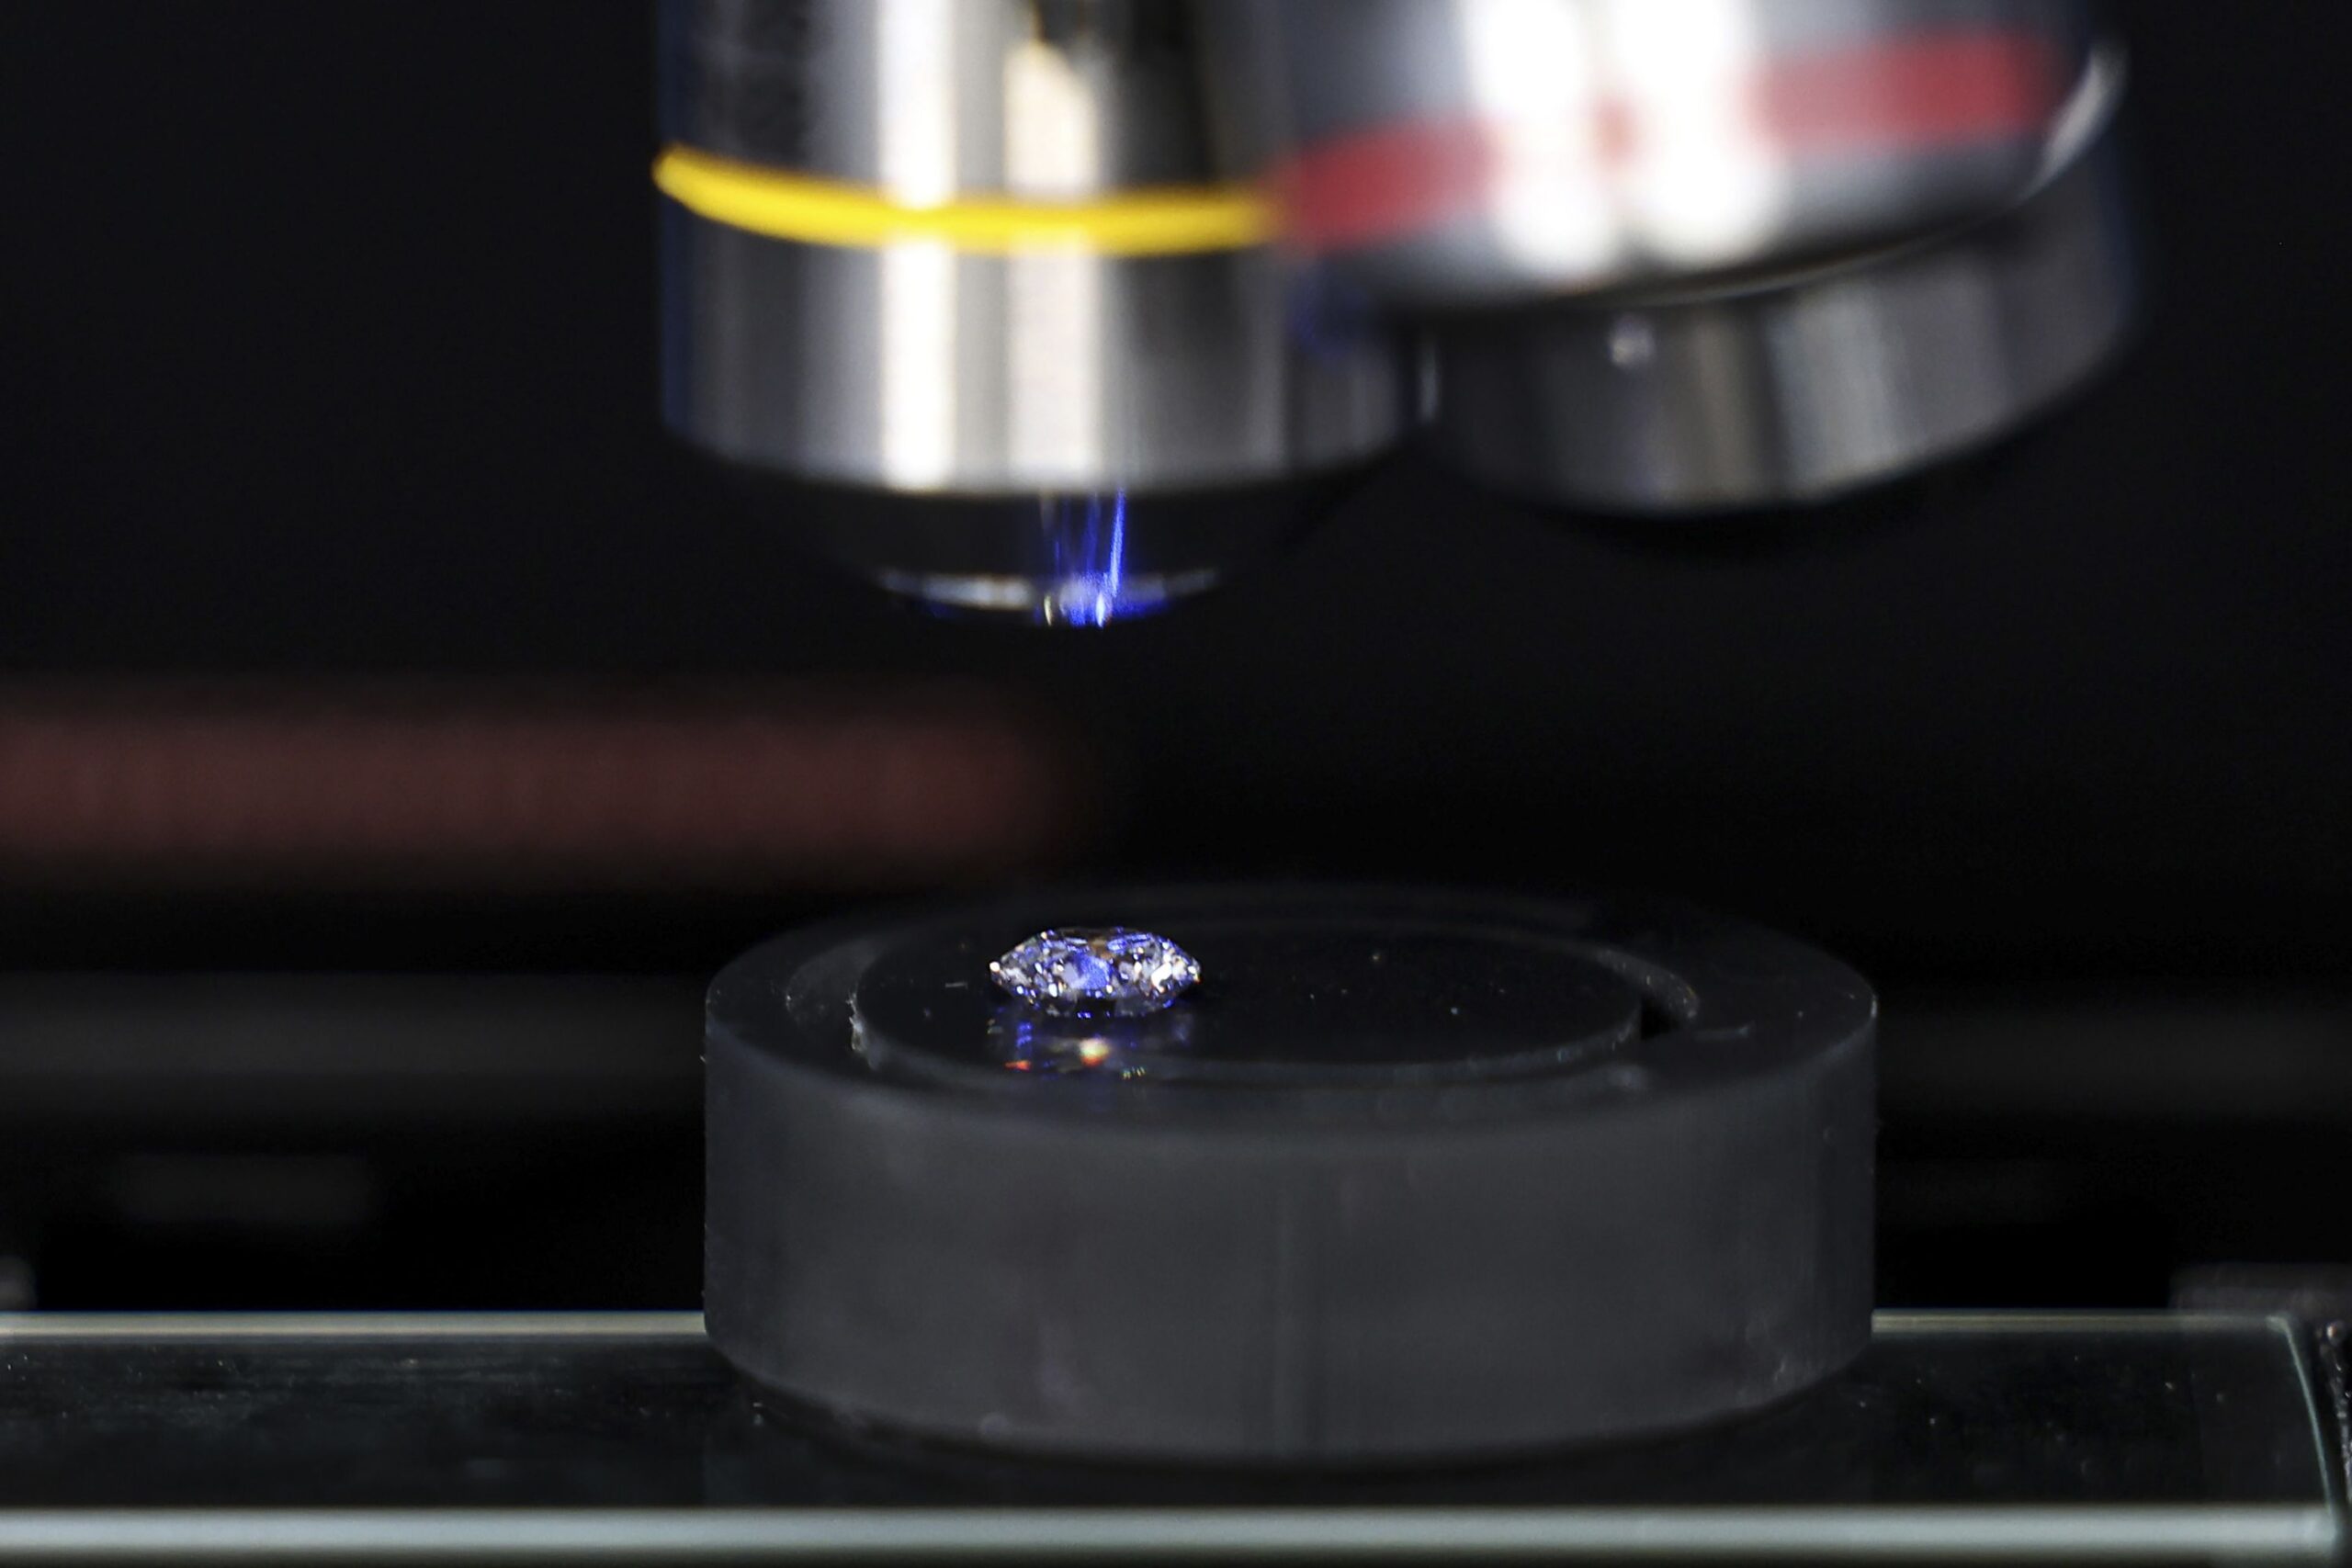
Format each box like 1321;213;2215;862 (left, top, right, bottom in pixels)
706;886;1874;1465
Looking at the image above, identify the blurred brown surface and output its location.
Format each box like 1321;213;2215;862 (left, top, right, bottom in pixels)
0;683;1090;888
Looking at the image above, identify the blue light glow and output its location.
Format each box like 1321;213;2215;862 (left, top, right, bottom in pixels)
1039;490;1160;627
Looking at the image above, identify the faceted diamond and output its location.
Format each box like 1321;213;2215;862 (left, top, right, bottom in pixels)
989;927;1201;1016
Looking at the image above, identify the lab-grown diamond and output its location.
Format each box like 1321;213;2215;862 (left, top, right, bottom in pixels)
989;927;1201;1016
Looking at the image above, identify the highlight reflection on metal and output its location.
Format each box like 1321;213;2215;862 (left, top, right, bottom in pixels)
1238;0;2094;305
988;1006;1199;1077
657;0;1407;622
864;486;1230;626
0;1313;2333;1557
662;212;1402;495
658;0;1408;493
657;0;2132;606
876;567;1219;626
1430;43;2133;509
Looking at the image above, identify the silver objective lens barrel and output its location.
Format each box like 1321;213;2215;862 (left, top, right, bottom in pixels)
1426;45;2133;511
1229;0;2096;307
653;2;2138;613
656;0;1409;622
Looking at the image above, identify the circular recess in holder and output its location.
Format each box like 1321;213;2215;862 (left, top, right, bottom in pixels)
1425;45;2134;512
705;886;1876;1465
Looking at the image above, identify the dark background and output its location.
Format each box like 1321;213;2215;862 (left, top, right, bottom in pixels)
0;4;2346;1314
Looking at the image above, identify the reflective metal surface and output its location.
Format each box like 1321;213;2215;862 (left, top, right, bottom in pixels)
663;223;1403;495
0;1313;2336;1560
657;0;2138;611
710;471;1358;626
1238;0;2095;305
657;0;1408;618
1428;46;2133;510
662;0;1215;195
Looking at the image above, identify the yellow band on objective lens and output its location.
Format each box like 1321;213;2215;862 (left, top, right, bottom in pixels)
653;145;1274;256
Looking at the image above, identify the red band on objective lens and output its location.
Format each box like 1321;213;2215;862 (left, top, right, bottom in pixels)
1270;29;2068;253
